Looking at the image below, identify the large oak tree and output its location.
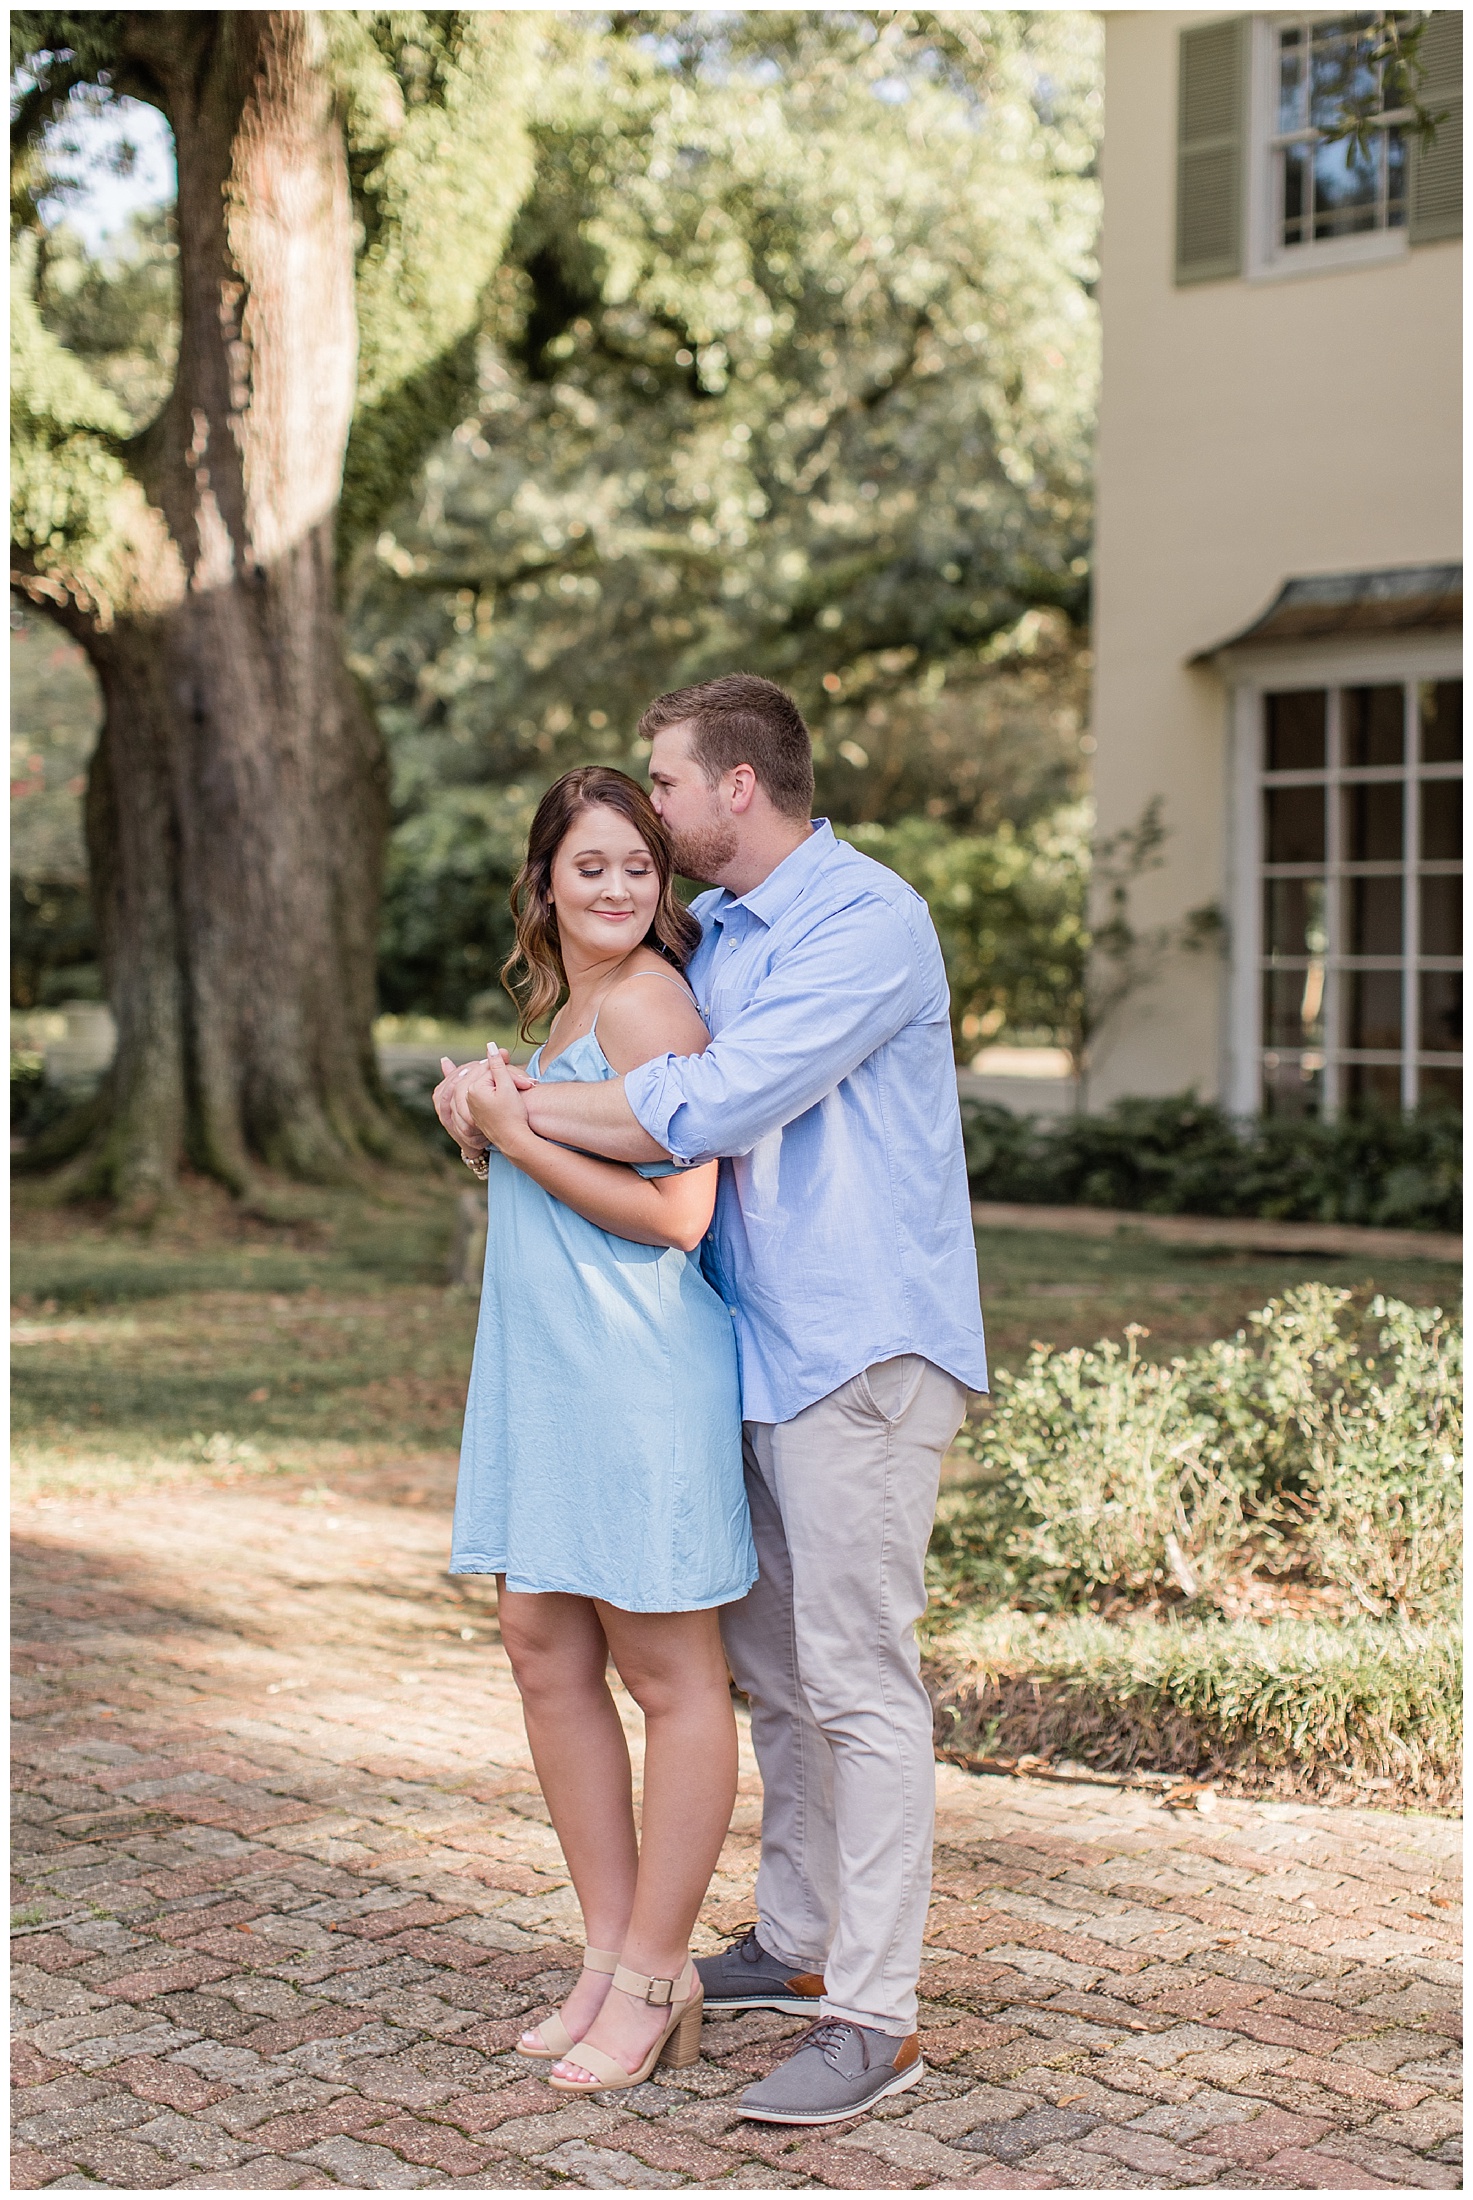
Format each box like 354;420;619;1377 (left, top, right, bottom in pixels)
10;10;537;1208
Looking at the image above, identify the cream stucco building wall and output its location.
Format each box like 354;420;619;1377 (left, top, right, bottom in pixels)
1090;9;1461;1108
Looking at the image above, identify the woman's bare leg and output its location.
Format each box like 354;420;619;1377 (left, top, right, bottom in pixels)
497;1585;639;2042
553;1604;738;2082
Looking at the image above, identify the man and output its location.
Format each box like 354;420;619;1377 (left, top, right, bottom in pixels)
438;673;986;2123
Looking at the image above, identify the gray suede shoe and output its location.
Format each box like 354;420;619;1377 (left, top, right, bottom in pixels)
739;2018;923;2124
695;1926;825;2016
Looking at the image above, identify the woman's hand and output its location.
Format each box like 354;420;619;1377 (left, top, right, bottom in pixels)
435;1056;488;1160
464;1046;537;1161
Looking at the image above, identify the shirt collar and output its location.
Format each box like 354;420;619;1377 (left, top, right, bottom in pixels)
714;819;836;932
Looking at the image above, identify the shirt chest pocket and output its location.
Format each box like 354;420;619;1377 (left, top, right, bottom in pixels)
708;940;778;1026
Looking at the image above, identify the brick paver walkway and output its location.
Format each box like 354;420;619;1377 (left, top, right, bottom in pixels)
13;1476;1462;2190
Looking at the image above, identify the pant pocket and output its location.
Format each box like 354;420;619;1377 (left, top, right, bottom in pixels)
856;1354;926;1424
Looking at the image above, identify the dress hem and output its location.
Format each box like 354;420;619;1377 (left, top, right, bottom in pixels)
447;1556;756;1614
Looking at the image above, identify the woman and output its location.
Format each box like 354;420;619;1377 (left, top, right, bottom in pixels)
438;766;753;2095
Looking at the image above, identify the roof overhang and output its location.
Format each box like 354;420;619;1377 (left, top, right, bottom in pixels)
1190;564;1462;663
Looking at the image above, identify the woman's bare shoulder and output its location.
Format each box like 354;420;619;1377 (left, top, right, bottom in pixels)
597;962;709;1071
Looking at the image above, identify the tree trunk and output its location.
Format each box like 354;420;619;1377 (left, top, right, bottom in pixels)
44;13;399;1209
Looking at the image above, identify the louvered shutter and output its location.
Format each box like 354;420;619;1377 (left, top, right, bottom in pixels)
1409;11;1462;243
1176;17;1247;284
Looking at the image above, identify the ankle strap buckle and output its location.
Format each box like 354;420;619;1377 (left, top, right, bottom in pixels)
613;1961;678;2006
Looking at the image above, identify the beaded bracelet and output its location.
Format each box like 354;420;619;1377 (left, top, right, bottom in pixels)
462;1149;491;1182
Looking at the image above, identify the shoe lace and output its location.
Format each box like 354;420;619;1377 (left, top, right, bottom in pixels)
794;2018;869;2071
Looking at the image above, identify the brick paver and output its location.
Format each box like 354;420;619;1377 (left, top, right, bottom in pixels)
12;1478;1462;2188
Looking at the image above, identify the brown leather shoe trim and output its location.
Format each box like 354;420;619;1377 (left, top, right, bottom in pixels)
893;2032;921;2071
784;1973;825;1998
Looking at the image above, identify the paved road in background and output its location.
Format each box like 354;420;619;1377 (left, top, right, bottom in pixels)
13;1478;1462;2190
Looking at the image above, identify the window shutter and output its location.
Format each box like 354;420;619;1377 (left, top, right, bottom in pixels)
1409;11;1462;243
1176;17;1247;284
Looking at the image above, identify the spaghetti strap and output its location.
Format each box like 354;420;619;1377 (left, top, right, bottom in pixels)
590;965;695;1035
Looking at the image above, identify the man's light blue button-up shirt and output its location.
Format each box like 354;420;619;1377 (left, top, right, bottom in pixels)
624;820;988;1425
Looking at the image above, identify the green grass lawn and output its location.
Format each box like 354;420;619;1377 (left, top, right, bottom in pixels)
11;1165;1460;1504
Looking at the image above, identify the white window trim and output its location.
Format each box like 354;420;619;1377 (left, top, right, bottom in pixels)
1220;632;1462;1117
1245;12;1413;283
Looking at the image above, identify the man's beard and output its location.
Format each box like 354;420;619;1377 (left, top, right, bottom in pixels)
668;815;739;885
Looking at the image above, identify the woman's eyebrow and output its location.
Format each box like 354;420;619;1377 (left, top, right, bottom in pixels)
568;843;651;862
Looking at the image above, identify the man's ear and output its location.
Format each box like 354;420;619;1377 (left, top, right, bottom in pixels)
727;763;759;815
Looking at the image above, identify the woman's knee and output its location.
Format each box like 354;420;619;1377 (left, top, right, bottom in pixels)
498;1594;607;1704
610;1614;731;1720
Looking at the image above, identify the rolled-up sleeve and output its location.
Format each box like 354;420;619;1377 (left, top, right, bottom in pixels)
625;898;925;1163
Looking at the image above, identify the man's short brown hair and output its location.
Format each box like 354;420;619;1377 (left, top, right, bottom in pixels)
639;673;815;820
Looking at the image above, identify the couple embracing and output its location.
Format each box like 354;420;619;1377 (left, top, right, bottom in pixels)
434;673;987;2124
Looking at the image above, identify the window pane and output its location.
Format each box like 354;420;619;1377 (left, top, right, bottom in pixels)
1419;873;1461;958
1312;134;1381;238
1343;782;1403;862
1265;690;1326;771
1343;968;1403;1050
1278;29;1305;133
1420;779;1462;862
1282;144;1308;244
1419;969;1462;1053
1262;1056;1323;1117
1343;1062;1403;1113
1419;680;1463;763
1418;1065;1462;1113
1309;20;1378;133
1264;966;1326;1047
1343;684;1404;767
1266;785;1326;863
1266;877;1328;957
1345;874;1403;955
1386;128;1407;225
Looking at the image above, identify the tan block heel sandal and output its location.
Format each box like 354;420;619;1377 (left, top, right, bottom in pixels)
546;1959;703;2091
517;1945;620;2059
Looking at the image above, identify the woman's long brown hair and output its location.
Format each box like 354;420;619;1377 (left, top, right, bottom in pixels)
501;766;702;1040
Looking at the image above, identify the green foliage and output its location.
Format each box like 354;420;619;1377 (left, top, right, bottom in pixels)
329;10;540;557
1289;1296;1463;1621
936;1328;1251;1608
11;605;101;1007
963;1090;1463;1231
931;1286;1463;1622
841;806;1089;1052
10;9;540;598
9;231;137;605
927;1608;1461;1801
31;208;178;429
379;780;538;1018
352;11;1102;1012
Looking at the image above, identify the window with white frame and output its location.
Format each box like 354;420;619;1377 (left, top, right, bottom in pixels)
1259;677;1461;1116
1271;13;1414;251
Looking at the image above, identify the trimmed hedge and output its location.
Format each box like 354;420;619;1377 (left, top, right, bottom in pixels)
962;1091;1461;1233
925;1610;1460;1807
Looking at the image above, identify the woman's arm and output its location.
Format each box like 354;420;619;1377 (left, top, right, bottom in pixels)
463;974;718;1252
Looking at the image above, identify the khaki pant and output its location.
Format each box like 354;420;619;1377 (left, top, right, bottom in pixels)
721;1355;967;2035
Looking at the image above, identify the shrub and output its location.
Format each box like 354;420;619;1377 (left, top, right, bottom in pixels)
10;1048;75;1143
962;1091;1462;1232
932;1286;1463;1623
925;1609;1461;1804
935;1330;1249;1608
1293;1298;1462;1620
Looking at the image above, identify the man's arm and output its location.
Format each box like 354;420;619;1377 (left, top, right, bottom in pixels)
520;1070;670;1164
617;897;927;1165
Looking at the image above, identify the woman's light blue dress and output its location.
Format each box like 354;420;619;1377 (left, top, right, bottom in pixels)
449;1026;755;1612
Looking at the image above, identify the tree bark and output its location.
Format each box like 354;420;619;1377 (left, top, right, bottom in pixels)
30;12;398;1208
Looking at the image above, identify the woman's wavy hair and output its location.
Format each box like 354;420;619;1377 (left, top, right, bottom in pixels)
501;766;701;1040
